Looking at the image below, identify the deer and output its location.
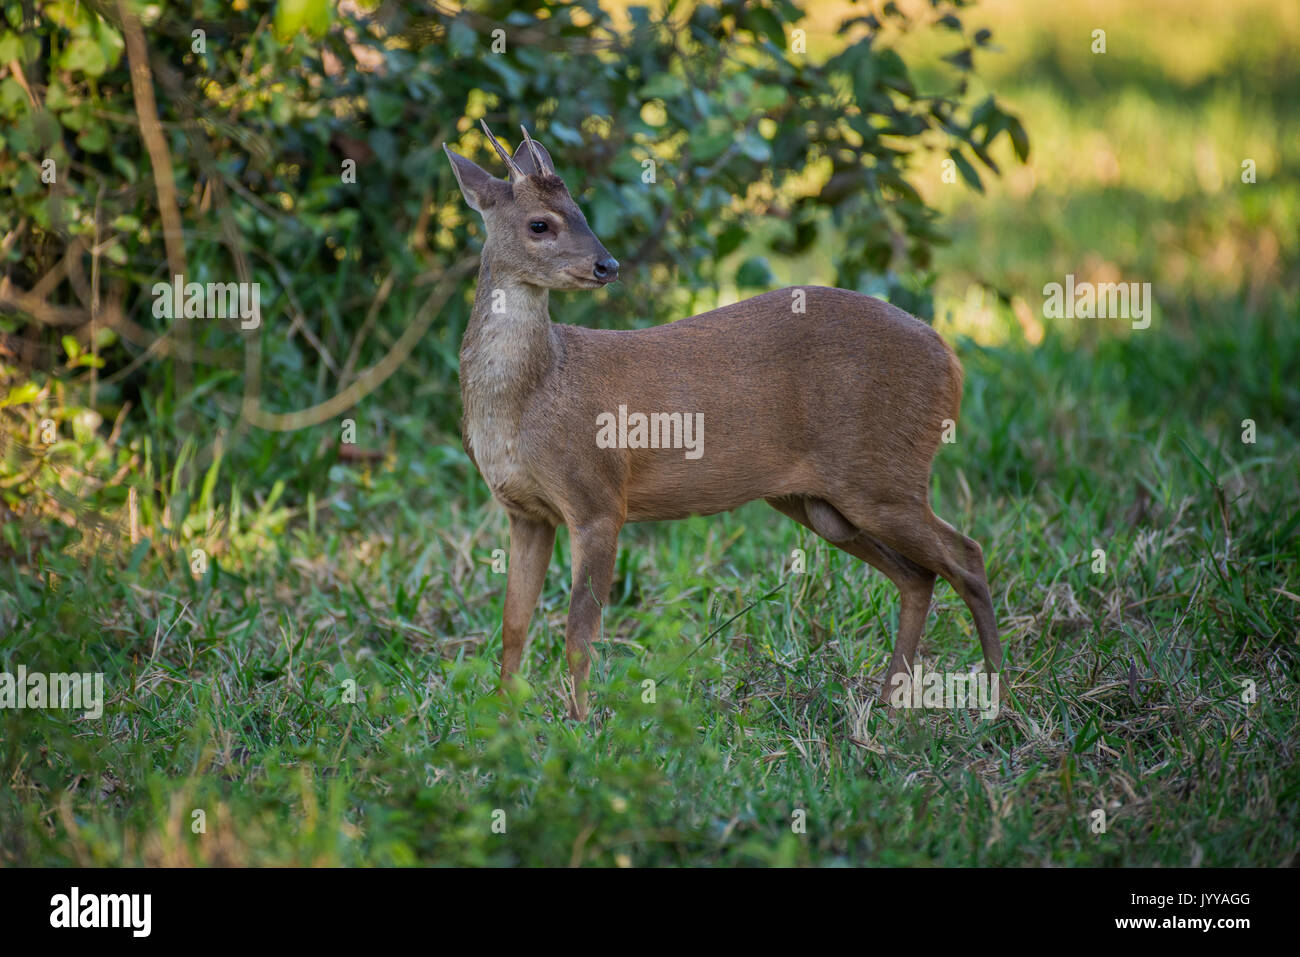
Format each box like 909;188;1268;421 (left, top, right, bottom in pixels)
443;120;1003;721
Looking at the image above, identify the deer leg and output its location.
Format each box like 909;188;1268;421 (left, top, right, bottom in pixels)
932;516;1002;673
767;496;936;705
500;513;556;695
563;516;622;720
836;500;1002;679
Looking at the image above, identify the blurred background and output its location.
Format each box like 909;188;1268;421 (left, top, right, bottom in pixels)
1;0;1297;866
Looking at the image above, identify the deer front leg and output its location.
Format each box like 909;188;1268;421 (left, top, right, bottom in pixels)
564;516;622;720
501;513;556;696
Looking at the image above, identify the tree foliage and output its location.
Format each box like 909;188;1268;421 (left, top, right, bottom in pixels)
0;0;1026;517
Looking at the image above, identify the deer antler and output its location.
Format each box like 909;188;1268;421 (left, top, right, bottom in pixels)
479;119;525;182
519;124;551;175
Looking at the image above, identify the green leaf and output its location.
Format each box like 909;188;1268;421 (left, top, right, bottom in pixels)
739;133;770;163
948;148;983;193
753;84;787;112
850;48;878;107
691;131;732;163
943;47;974;72
273;0;331;41
742;7;786;48
44;0;90;29
448;19;476;58
45;80;73;112
876;48;914;94
0;31;21;62
270;91;292;125
0;381;40;408
59;103;90;131
0;77;26;119
547;120;583;147
716;224;746;257
76;119;109;153
368;89;404;127
639;72;686;101
93;21;124;71
126;538;151;575
62;36;107;76
736;256;775;288
485;56;525;98
970;96;996;130
1007;116;1030;162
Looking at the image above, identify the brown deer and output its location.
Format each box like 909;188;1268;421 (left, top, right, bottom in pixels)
444;121;1002;720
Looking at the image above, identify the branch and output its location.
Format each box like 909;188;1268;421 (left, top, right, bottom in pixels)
116;0;187;285
240;254;478;432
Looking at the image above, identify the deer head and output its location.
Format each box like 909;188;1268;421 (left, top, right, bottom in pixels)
443;121;619;290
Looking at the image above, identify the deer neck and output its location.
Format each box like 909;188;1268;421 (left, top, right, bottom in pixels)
460;249;554;423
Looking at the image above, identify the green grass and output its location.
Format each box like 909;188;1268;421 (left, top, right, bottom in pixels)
2;286;1296;866
3;0;1300;866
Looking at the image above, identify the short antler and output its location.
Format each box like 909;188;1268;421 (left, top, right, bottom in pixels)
519;124;552;175
479;119;525;182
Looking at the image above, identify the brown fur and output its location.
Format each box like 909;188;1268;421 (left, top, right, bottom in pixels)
445;125;1002;719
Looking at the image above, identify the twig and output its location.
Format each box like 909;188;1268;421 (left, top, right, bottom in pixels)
241;254;478;431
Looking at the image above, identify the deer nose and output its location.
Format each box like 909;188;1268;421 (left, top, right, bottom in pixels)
593;257;619;282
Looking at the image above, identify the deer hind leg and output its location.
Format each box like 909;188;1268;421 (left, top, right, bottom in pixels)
767;496;936;704
832;497;1002;680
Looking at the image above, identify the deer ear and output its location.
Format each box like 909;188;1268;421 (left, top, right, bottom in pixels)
444;145;506;212
511;136;554;177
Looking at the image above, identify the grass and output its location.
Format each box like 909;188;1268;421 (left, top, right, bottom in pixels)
2;0;1299;866
4;291;1296;866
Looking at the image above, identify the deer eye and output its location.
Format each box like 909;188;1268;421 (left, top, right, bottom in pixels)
529;220;548;234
